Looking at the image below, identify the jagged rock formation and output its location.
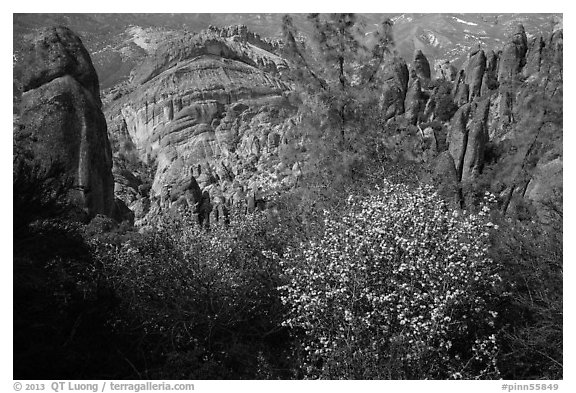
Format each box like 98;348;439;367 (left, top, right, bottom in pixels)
437;60;457;82
464;47;486;102
130;28;287;86
95;22;561;225
206;24;281;54
380;57;409;120
429;151;460;206
454;79;469;107
448;103;472;180
497;24;528;82
427;24;562;215
481;50;499;96
405;74;426;125
413;50;431;80
105;26;299;227
17;26;115;220
461;99;490;182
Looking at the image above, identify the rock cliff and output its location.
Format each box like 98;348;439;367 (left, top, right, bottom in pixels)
104;27;297;226
17;27;115;220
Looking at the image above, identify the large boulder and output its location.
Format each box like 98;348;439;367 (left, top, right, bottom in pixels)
18;27;114;219
19;26;101;106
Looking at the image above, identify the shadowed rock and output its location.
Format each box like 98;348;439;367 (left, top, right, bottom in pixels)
465;48;486;101
20;26;102;106
414;50;431;80
431;151;461;206
18;27;114;219
448;103;472;180
455;82;469;107
481;50;499;96
523;36;546;78
380;57;409;120
405;75;425;125
461;99;490;181
438;60;457;82
498;24;528;82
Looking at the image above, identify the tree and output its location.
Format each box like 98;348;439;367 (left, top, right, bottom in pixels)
281;13;395;142
278;14;397;216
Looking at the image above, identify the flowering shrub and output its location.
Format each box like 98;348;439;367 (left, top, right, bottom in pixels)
278;181;502;379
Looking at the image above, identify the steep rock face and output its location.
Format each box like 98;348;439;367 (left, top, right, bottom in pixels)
18;27;114;219
430;151;461;206
19;26;102;106
111;56;287;155
454;81;469;107
206;24;280;54
413;50;431;80
404;76;426;125
464;48;486;101
481;50;499;96
437;60;457;81
105;29;298;224
451;70;465;100
131;29;287;86
538;30;563;95
448;103;472;180
523;36;546;78
497;24;528;82
380;56;409;120
461;99;490;181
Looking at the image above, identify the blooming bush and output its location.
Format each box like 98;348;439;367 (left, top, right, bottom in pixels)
278;181;502;379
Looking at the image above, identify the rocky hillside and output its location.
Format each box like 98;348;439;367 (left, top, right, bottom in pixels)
393;24;562;221
14;13;561;90
13;16;562;229
104;26;298;227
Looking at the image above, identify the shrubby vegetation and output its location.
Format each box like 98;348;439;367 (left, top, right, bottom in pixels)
490;214;562;379
14;13;561;380
90;210;299;379
14;154;562;379
278;183;502;379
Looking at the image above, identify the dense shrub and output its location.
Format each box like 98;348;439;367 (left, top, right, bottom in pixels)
13;219;125;379
278;181;502;379
13;149;73;236
90;209;299;379
491;216;562;379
